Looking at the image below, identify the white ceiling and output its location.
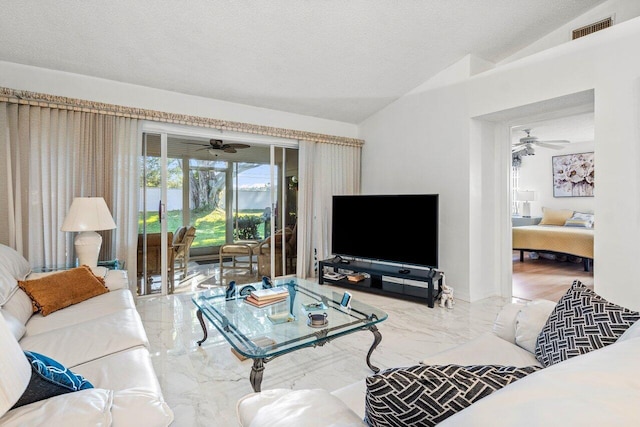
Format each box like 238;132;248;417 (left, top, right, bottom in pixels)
0;1;607;124
512;113;595;146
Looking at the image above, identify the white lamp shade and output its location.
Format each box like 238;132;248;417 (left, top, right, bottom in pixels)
61;197;116;232
516;191;535;202
61;197;116;269
0;312;31;415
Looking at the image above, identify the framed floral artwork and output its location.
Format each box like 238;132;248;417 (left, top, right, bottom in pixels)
552;152;594;197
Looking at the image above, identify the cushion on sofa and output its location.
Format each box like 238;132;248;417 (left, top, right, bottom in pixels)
2;288;35;326
24;289;135;336
237;389;365;427
11;351;93;409
364;364;541;427
0;309;26;340
422;332;541;368
73;348;165;400
0;311;31;417
514;299;557;354
0;388;113;426
111;390;175;427
0;266;18;306
18;266;109;316
438;335;640;426
0;244;32;281
19;308;149;368
535;280;640;367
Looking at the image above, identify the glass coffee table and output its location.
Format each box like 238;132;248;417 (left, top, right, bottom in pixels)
192;278;388;392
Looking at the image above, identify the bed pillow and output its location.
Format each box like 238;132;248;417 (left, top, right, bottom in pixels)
18;266;108;316
364;364;541;427
564;212;594;228
535;280;640;367
11;350;93;409
539;207;574;226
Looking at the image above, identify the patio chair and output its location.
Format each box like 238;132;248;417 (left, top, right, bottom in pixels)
136;231;175;294
173;226;196;280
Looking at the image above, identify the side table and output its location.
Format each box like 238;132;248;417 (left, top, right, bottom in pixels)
512;216;542;227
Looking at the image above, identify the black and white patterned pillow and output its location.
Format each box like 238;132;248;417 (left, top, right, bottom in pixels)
364;364;541;427
535;280;640;367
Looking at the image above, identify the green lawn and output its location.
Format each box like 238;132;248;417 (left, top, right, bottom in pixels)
138;208;265;248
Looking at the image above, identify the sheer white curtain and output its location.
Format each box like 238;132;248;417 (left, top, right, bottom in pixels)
0;102;139;280
297;140;361;278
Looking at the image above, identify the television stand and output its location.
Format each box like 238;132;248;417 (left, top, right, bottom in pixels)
319;259;443;308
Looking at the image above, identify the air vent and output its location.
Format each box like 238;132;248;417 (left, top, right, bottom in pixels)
572;17;613;40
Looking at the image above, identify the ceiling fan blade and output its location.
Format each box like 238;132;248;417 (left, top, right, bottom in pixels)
512;145;529;153
224;143;250;149
223;147;237;153
182;141;209;147
536;141;568;149
538;139;570;144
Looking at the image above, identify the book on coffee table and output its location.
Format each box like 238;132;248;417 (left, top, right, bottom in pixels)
244;294;287;308
250;287;289;301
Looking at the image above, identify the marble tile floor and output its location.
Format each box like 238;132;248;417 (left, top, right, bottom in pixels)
145;258;261;296
136;279;510;427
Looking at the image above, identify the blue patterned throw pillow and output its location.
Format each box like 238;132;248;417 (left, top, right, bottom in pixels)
11;351;93;409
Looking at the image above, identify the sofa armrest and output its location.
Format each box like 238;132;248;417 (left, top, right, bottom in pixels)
492;302;525;343
512;299;557;353
491;299;557;354
103;269;128;291
237;389;365;427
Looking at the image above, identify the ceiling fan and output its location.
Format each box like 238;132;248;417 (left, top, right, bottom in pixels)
186;139;250;154
512;129;570;154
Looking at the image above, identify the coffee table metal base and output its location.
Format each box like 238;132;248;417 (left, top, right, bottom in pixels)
195;308;382;392
196;309;208;346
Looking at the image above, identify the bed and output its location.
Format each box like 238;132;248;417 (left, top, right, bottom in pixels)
512;209;594;272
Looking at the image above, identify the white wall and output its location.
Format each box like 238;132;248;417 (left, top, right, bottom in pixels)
498;0;640;65
360;16;640;309
0;61;358;139
518;140;595;218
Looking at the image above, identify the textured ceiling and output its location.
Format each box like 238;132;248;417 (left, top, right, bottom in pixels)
512;113;595;147
0;1;606;123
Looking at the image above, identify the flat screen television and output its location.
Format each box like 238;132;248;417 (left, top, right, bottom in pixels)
331;194;438;269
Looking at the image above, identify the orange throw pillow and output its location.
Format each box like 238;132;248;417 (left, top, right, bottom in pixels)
18;265;109;316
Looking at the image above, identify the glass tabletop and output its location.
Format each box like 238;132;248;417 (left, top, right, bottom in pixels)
192;277;388;360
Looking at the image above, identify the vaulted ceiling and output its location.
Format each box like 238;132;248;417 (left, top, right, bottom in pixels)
0;1;607;123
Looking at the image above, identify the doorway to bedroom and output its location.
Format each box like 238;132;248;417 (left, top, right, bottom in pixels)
510;111;594;302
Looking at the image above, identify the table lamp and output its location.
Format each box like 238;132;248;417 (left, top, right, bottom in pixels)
516;191;535;218
61;197;117;269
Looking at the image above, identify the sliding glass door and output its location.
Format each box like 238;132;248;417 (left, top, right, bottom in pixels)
138;124;298;296
139;133;173;296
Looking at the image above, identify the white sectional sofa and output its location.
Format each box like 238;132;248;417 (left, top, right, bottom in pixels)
0;245;173;426
237;287;640;426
